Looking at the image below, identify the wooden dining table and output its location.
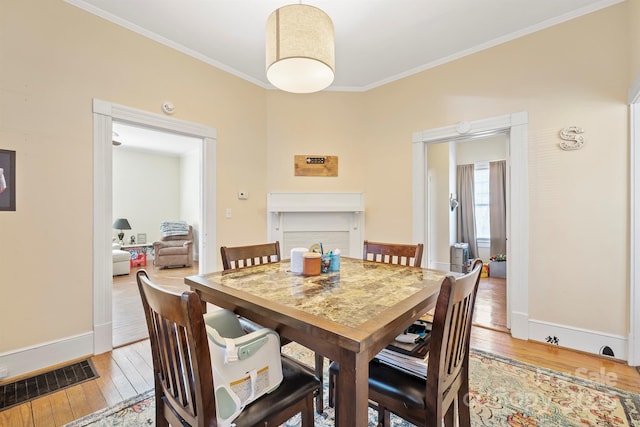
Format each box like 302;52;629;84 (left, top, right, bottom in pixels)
184;256;448;426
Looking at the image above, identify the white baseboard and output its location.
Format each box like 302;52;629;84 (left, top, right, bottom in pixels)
94;322;112;355
510;311;529;340
529;319;628;361
0;332;94;381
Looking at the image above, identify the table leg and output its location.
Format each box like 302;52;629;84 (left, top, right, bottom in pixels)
335;350;369;426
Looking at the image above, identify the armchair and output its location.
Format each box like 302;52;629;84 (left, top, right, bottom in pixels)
153;224;194;268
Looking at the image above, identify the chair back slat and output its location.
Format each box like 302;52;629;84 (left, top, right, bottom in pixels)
221;241;281;270
362;240;424;267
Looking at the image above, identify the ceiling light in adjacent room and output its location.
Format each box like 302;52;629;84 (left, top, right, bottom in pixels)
266;4;335;94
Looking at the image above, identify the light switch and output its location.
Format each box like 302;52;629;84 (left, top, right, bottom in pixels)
225;208;232;218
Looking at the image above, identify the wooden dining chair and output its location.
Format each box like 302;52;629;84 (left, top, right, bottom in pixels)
220;241;281;270
220;241;324;413
318;240;426;413
363;240;424;267
328;259;483;427
136;270;319;427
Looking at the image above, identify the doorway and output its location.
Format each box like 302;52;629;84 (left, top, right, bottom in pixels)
111;121;202;346
92;99;217;354
451;136;509;332
412;112;530;340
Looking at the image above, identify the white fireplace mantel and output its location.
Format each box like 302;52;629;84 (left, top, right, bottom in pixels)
267;192;365;258
267;192;364;213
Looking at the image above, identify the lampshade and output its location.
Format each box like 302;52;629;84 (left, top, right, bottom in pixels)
112;218;131;230
266;4;335;94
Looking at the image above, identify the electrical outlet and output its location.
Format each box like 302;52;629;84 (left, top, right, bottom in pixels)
0;367;8;380
238;191;249;200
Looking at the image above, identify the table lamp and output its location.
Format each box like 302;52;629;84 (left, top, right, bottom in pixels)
113;218;131;244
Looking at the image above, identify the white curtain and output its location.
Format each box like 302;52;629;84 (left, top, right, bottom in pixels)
456;164;478;258
489;160;507;256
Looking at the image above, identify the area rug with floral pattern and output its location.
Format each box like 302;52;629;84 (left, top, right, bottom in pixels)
64;345;640;426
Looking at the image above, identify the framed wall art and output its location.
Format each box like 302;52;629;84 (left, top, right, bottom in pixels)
0;149;16;211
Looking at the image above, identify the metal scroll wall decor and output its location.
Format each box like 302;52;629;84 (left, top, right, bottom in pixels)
559;126;585;151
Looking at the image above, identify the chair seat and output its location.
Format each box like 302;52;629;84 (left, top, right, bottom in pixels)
329;360;427;410
156;245;189;255
235;355;320;426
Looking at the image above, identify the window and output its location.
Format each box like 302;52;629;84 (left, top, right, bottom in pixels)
474;164;490;240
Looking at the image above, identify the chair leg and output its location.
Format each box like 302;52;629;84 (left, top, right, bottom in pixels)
377;405;391;427
314;352;324;413
458;381;472;427
328;369;335;408
301;394;315;426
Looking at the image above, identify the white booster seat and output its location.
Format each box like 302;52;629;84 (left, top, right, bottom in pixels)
204;309;283;426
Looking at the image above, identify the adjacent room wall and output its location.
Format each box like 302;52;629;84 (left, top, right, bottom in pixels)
113;148;183;245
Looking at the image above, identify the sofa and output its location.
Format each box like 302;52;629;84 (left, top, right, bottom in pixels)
112;243;131;276
153;224;194;268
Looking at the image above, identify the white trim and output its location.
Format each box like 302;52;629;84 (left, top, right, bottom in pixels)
267;192;364;213
529;319;628;362
629;85;640;365
628;73;640;104
0;333;94;381
412;112;529;339
92;99;217;354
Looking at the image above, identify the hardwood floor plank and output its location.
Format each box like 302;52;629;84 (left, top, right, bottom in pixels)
63;380;108;422
89;352;124;407
119;344;154;387
48;391;74;427
111;348;152;395
0;403;33;427
91;351;137;402
65;385;93;422
30;396;55;427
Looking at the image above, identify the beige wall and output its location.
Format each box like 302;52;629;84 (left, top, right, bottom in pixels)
0;1;267;352
0;0;634;367
362;4;629;334
630;0;640;83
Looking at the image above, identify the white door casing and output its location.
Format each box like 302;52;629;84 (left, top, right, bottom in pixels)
92;99;217;354
412;112;529;340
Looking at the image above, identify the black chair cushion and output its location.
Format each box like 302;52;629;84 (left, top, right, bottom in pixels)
235;355;320;426
329;359;427;410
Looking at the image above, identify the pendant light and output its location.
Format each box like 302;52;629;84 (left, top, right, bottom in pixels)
266;4;335;93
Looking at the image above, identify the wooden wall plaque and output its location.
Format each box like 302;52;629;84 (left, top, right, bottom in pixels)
294;155;338;177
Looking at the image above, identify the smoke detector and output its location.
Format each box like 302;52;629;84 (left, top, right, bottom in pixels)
162;101;176;115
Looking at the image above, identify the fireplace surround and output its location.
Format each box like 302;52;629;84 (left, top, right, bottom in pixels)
267;192;365;259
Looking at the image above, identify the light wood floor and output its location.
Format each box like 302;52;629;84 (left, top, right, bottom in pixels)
2;266;638;426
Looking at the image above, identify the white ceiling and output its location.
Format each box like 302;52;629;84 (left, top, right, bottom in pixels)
112;122;201;156
68;0;621;92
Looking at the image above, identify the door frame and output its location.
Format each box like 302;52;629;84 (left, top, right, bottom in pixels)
412;112;529;339
92;99;217;354
628;76;640;365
